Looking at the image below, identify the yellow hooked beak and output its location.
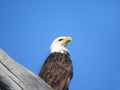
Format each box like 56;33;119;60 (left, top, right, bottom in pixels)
62;36;72;44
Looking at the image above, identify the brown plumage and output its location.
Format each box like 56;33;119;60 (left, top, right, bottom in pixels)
39;52;73;90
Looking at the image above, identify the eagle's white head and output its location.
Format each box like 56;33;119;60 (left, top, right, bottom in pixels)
50;36;72;53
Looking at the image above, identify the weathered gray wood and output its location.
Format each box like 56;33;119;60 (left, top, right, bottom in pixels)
0;49;52;90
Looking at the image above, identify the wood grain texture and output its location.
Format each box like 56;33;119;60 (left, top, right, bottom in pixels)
0;49;52;90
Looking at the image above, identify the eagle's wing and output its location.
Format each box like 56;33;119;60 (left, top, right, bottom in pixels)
39;52;73;90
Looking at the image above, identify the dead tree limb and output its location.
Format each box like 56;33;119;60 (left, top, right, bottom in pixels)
0;49;52;90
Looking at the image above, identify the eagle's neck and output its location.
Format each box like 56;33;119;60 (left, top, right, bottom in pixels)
50;44;68;53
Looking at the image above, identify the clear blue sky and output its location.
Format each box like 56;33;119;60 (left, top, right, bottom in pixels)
0;0;120;90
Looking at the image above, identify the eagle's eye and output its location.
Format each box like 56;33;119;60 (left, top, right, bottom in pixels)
58;39;63;41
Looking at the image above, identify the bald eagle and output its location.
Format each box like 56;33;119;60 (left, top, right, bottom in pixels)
39;36;73;90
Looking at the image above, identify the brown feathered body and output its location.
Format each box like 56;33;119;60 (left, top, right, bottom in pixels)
39;52;73;90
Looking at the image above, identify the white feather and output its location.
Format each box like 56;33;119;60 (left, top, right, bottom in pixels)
50;36;69;53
